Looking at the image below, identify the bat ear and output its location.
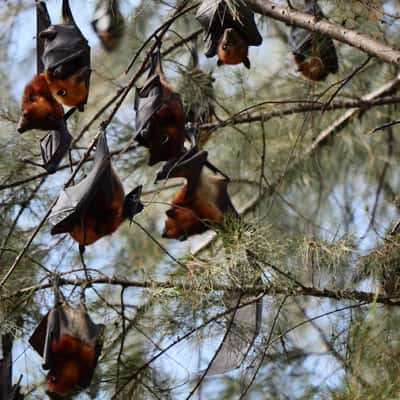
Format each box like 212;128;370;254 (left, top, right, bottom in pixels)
217;59;224;67
166;208;176;218
74;66;91;83
124;185;144;221
243;57;251;69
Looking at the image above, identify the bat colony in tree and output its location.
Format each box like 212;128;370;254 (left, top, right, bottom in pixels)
14;0;338;397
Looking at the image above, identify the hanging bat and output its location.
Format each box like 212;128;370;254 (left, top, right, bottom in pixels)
49;129;143;247
18;3;75;171
18;73;65;133
195;0;263;69
29;303;104;397
289;0;338;81
134;44;186;166
38;0;91;108
155;147;237;240
92;0;125;52
17;2;64;133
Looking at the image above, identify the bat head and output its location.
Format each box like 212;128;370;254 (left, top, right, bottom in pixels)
46;359;81;397
162;205;206;241
217;28;250;68
45;67;90;107
18;73;64;133
294;54;328;81
123;185;144;221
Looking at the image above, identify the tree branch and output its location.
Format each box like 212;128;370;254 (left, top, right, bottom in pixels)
247;0;400;65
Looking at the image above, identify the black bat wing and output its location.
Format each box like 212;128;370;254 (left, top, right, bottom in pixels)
57;304;105;387
215;179;238;218
49;130;112;233
40;24;90;78
318;34;338;74
288;25;313;56
134;75;163;145
289;28;338;73
29;304;105;375
196;0;262;57
231;0;263;46
196;0;225;57
155;147;207;200
29;308;59;370
40;122;72;174
36;1;51;74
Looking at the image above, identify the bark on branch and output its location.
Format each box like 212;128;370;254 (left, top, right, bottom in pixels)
247;0;400;65
2;275;398;307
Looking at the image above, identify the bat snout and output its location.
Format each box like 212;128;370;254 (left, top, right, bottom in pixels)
17;114;30;133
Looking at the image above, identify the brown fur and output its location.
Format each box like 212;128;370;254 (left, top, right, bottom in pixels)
47;335;96;395
294;54;328;82
57;170;126;245
163;176;224;239
45;69;89;107
217;29;248;66
18;73;64;132
146;80;186;165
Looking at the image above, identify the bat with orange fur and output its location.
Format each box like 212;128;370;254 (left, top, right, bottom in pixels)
289;0;338;81
18;2;63;133
195;0;263;69
18;73;64;133
49;129;143;248
134;43;186;166
38;0;91;109
29;300;104;398
92;0;125;52
155;147;237;240
18;2;73;173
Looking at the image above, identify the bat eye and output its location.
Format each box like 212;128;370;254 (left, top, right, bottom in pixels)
166;208;176;218
50;375;57;383
57;89;67;97
28;92;34;102
222;44;228;51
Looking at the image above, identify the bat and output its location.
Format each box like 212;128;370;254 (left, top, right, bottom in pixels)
195;0;263;68
155;147;237;240
18;3;63;133
18;73;65;133
38;0;91;109
289;0;338;81
18;3;75;171
29;302;104;397
92;0;125;52
49;129;143;246
134;44;186;166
